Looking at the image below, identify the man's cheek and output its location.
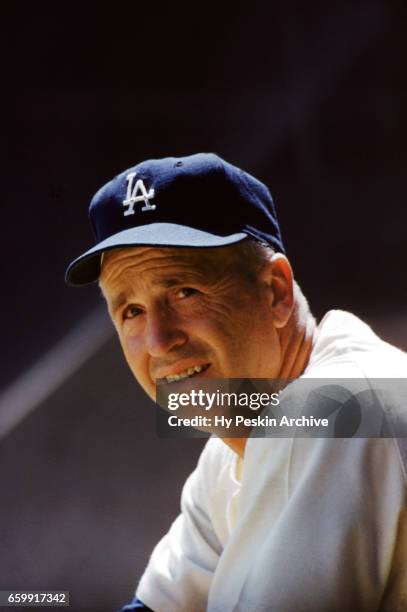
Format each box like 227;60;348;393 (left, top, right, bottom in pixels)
121;335;147;378
123;332;144;357
125;352;152;396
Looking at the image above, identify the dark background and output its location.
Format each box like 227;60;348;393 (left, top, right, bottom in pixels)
2;2;407;610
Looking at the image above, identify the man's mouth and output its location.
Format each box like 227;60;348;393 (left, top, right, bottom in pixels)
165;363;210;383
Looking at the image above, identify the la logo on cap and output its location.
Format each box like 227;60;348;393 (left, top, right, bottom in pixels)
122;172;156;216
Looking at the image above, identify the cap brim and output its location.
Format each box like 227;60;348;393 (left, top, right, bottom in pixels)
65;222;249;286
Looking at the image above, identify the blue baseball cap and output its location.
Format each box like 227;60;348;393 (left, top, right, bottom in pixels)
65;153;285;286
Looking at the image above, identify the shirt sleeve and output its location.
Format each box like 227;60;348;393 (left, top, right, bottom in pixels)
135;438;230;612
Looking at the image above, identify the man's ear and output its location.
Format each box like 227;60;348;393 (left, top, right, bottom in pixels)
259;254;294;328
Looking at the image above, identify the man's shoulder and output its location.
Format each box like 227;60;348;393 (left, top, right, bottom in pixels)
308;309;407;378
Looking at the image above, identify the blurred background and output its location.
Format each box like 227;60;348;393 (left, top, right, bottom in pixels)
2;1;407;610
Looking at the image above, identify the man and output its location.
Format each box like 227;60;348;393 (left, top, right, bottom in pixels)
66;153;407;611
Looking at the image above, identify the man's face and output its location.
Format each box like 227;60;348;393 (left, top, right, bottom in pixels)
99;245;283;400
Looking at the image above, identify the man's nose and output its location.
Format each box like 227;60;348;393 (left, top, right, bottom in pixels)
145;307;188;357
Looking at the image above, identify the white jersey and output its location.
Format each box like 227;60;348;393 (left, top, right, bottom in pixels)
136;311;407;611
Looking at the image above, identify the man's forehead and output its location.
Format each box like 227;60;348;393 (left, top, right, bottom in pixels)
100;245;238;288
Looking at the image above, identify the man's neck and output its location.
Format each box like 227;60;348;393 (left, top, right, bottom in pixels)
223;312;317;458
278;311;316;379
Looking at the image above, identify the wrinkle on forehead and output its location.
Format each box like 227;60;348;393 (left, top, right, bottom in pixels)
99;245;241;293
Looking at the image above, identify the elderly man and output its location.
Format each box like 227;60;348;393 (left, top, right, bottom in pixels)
66;154;407;612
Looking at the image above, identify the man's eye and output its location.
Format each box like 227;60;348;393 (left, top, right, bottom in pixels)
176;287;198;299
123;305;143;319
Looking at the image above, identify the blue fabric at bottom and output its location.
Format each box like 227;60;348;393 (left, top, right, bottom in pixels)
118;596;153;611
